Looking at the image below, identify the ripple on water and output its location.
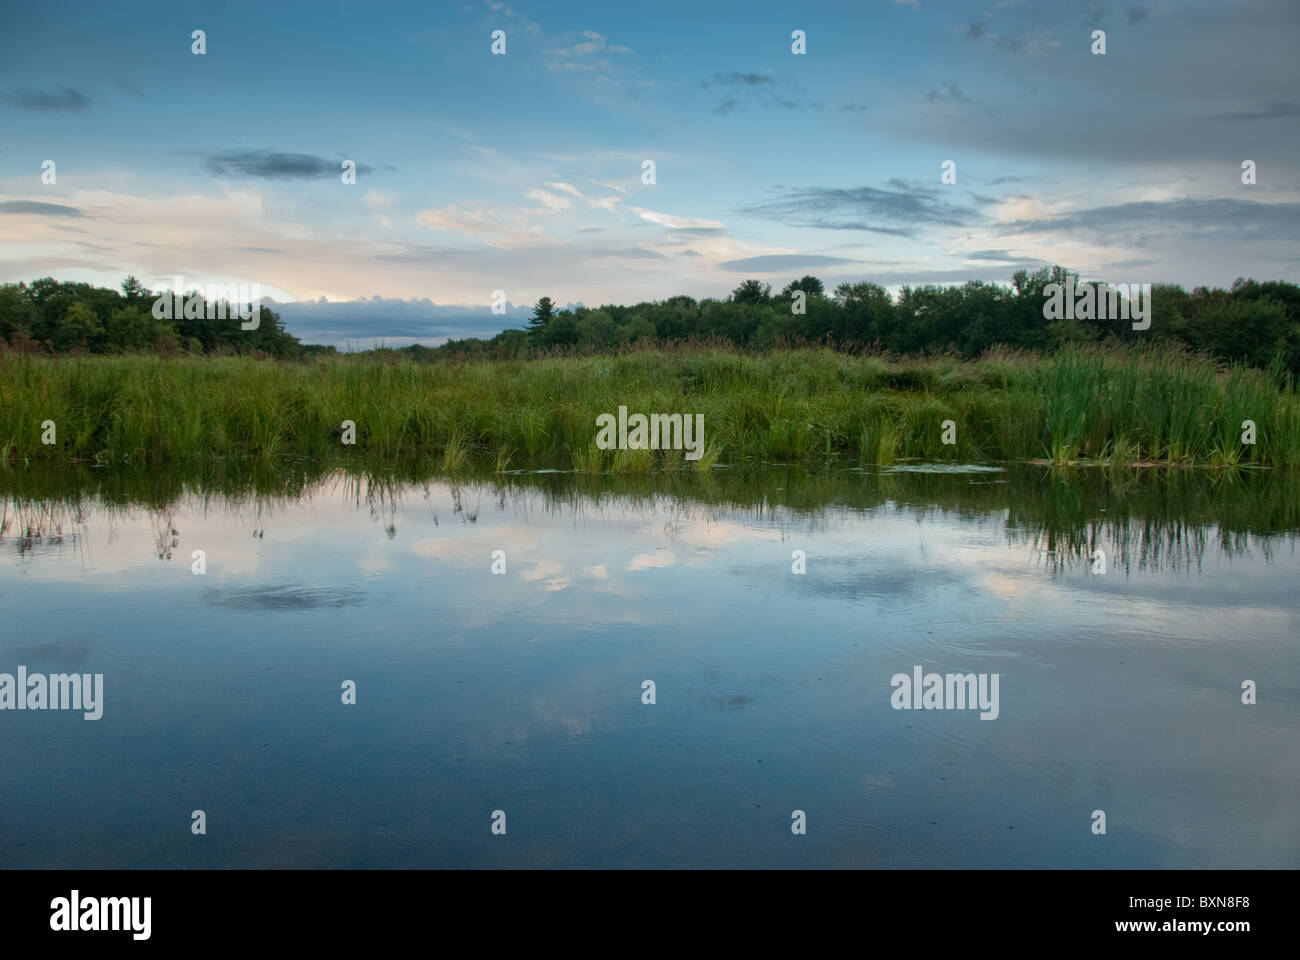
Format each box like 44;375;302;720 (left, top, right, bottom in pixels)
203;584;366;612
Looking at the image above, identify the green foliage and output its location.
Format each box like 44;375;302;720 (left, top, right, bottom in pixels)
5;268;1300;378
2;345;1296;470
0;277;302;357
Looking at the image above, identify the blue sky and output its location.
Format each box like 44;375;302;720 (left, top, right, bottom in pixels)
2;0;1298;346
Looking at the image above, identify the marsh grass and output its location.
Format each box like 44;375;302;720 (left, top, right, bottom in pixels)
2;344;1296;470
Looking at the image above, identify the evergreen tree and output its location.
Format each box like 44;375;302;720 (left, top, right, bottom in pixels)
528;296;555;332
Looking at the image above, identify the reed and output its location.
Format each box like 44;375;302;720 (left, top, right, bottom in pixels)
1;344;1296;470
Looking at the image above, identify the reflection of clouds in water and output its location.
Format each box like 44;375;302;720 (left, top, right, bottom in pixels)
519;559;571;592
625;549;675;572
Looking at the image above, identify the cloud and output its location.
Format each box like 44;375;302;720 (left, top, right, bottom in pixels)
581;247;668;260
268;294;532;344
1126;6;1148;23
417;203;557;247
525;188;572;213
999;198;1300;245
549;29;631;57
926;82;972;105
0;200;84;217
962;248;1048;265
741;182;983;237
703;71;799;112
1207;101;1300;123
483;0;542;39
702;72;775;88
545;181;585;198
201;150;373;181
718;254;860;272
3;85;90;112
630;207;725;230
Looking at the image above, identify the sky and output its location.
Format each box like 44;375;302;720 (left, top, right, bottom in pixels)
2;0;1298;347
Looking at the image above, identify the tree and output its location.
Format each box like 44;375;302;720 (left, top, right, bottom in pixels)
60;302;102;351
120;276;147;303
781;275;824;298
576;309;617;349
528;296;555;332
730;279;771;305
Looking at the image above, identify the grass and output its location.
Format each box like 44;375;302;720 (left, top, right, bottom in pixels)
2;343;1297;469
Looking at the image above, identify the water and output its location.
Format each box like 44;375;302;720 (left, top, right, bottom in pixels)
2;464;1297;868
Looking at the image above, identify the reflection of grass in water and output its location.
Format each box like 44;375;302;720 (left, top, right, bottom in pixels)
1;458;1297;574
2;345;1297;468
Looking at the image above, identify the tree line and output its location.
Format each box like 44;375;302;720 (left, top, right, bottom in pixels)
0;276;306;358
3;267;1299;373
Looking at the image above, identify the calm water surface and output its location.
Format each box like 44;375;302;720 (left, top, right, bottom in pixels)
2;465;1297;868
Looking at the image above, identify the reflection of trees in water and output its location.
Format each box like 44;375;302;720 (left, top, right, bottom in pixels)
1;459;1296;572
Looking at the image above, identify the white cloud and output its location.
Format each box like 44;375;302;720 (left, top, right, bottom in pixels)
545;181;585;199
525;188;572;213
630;207;725;229
416;203;558;248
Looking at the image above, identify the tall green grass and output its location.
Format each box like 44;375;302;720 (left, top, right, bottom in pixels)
2;344;1297;469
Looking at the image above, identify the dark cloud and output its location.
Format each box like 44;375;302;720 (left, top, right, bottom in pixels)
926;83;972;105
742;182;983;238
963;249;1047;265
3;85;90;112
704;71;800;112
719;254;859;272
1126;6;1148;23
967;22;985;40
1208;101;1300;122
267;295;532;346
1000;198;1300;245
0;200;83;217
201;150;374;180
112;78;145;99
702;72;774;88
1101;258;1158;270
